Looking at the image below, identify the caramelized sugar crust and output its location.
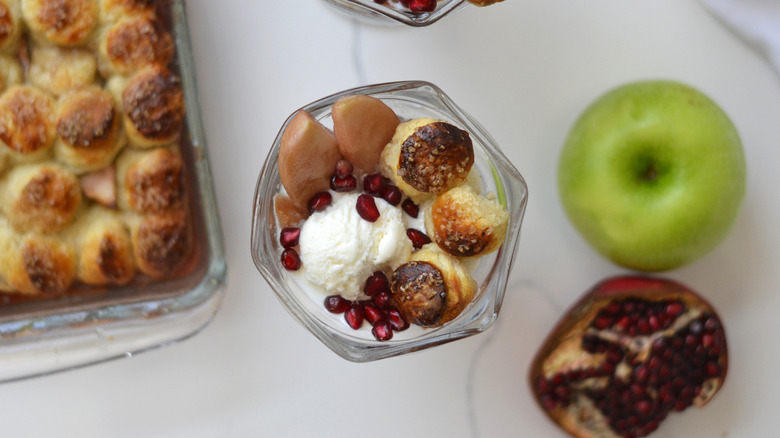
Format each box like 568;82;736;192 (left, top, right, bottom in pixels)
102;13;173;75
0;85;56;155
122;66;184;143
23;0;99;46
124;147;183;213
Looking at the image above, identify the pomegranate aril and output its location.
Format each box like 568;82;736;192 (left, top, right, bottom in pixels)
406;228;431;249
705;362;721;377
704;317;720;332
372;291;391;309
540;394;558;411
307;191;332;212
371;319;393;341
330;174;357;192
380;184;402;206
279;227;301;248
362;173;386;196
666;302;685;317
334;159;354;178
401;199;419;218
592;316;612;330
356;194;380;222
345;304;365;330
648;315;661;331
386;307;409;331
603;302;621;315
280;248;301;270
364;271;390;297
364;303;383;325
408;0;436;12
324;295;350;313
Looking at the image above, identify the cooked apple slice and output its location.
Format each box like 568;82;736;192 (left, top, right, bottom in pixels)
278;110;343;210
80;165;117;208
332;95;399;173
273;193;307;228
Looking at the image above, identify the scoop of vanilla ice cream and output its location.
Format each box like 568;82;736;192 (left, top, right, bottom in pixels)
299;193;412;300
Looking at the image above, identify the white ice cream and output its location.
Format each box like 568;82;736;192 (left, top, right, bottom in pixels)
298;193;413;301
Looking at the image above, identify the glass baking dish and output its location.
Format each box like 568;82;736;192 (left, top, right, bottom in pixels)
251;81;527;362
0;0;226;382
321;0;467;26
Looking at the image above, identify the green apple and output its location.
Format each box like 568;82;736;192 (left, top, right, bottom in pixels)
558;80;746;271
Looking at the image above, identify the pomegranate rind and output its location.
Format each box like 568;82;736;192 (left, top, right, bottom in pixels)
529;275;728;438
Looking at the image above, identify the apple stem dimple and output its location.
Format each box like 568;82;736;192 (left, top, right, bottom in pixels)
643;164;659;181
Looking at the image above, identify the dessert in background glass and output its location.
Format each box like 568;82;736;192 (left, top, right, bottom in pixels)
321;0;467;26
0;0;225;382
251;81;527;362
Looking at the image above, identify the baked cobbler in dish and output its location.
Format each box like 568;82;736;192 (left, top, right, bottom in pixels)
0;0;191;298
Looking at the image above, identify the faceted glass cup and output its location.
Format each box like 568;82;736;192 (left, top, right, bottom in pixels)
251;81;527;362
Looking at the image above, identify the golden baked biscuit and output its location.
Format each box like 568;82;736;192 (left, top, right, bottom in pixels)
0;217;76;295
0;84;57;162
98;0;154;24
391;243;477;327
28;44;97;96
0;162;81;233
97;12;173;77
115;145;184;213
110;65;184;148
380;118;474;203
54;86;126;174
0;0;23;53
62;206;134;285
425;184;509;258
380;117;438;203
21;0;99;46
127;209;191;278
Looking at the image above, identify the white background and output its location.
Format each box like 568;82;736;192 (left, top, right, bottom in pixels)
3;1;780;437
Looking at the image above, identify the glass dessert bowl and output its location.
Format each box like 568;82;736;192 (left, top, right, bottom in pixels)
321;0;467;26
251;81;527;362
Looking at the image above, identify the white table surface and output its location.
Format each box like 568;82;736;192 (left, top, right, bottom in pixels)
4;1;780;437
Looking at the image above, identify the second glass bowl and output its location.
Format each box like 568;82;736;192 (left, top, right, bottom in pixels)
321;0;467;26
251;81;527;362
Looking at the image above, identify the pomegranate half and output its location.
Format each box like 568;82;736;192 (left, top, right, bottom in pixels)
529;276;728;438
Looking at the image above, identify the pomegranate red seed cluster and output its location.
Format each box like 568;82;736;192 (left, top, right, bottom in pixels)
274;94;509;341
530;276;728;438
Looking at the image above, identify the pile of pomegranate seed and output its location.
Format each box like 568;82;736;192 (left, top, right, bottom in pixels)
330;159;357;192
590;298;685;335
356;173;409;222
279;226;302;271
530;277;728;438
324;271;409;341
